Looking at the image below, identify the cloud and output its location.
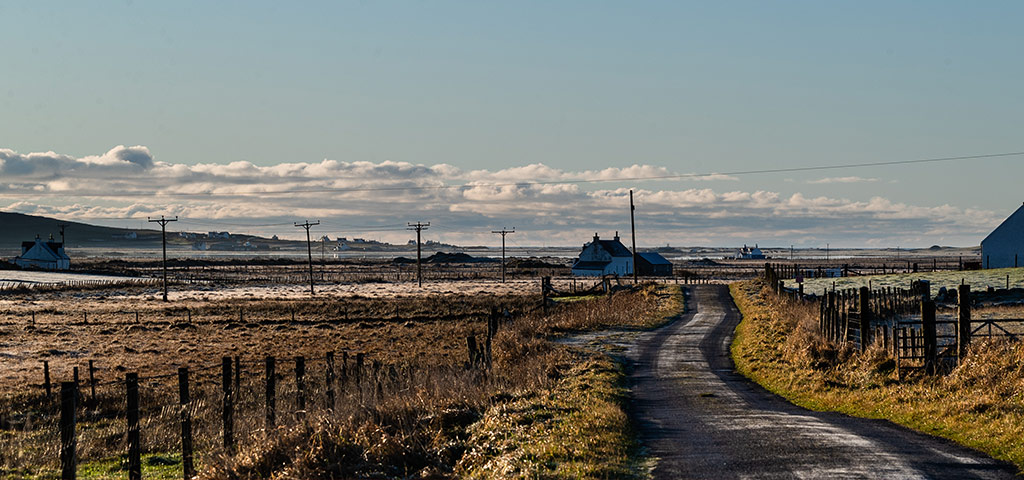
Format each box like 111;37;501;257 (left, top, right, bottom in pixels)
807;176;880;184
0;145;1003;247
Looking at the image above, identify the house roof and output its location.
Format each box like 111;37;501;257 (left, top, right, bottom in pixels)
982;203;1024;246
596;239;632;257
18;239;68;262
637;252;671;265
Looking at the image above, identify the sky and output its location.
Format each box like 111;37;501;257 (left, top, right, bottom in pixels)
2;1;1023;247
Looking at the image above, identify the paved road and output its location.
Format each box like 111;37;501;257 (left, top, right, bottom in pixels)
629;284;1018;479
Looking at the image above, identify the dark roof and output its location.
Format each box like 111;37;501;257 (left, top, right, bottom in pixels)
597;239;632;257
571;260;611;270
637;252;671;265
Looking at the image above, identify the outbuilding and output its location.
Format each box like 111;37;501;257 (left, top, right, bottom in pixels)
636;252;673;276
981;203;1024;269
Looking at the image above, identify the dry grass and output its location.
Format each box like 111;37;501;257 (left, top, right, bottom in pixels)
1;283;677;479
731;280;1024;472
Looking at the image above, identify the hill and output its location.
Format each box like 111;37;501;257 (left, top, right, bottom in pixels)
0;211;163;249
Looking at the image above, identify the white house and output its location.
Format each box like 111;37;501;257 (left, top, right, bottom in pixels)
735;244;765;260
981;203;1024;269
14;235;70;270
571;232;634;276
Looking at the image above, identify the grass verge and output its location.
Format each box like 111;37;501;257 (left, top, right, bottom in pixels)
730;280;1024;472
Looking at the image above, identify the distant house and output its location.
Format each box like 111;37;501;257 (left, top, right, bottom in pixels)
207;231;230;239
14;235;70;270
981;203;1024;269
113;231;137;240
571;232;634;276
735;244;765;260
637;252;673;276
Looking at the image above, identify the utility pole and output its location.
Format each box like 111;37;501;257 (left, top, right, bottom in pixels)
407;222;430;287
295;220;320;296
491;228;515;283
630;189;638;284
321;235;326;278
147;216;178;302
826;243;830;262
58;223;68;246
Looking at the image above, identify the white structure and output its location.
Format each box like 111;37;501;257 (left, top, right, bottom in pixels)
14;235;70;270
571;232;634;276
735;244;765;260
981;203;1024;269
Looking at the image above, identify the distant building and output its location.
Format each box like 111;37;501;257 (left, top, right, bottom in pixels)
207;231;230;239
637;252;673;276
735;244;765;260
113;231;137;240
571;232;634;276
981;203;1024;269
14;235;70;270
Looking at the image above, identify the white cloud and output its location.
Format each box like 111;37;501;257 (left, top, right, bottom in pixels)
0;145;1002;247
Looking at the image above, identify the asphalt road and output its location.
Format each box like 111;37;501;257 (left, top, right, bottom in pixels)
629;284;1019;479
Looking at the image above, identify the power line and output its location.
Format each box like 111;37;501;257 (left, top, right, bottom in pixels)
4;151;1022;198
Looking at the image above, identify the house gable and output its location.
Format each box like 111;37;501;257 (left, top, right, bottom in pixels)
982;204;1024;247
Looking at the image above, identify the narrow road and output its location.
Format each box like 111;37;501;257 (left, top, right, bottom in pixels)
629;284;1018;479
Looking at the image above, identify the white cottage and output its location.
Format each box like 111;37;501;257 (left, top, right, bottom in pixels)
981;203;1024;269
14;235;70;270
571;232;634;276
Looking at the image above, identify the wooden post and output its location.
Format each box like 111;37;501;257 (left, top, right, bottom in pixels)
859;286;871;351
44;361;52;399
467;336;479;367
326;351;335;411
957;284;971;362
60;381;77;480
341;351;349;386
265;356;276;429
221;356;234;451
126;373;141;480
922;300;937;375
295;356;306;415
234;356;241;400
88;360;96;407
178;367;194;480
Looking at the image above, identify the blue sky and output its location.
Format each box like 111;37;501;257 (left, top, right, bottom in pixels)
2;2;1023;247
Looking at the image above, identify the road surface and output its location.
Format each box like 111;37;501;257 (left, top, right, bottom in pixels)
628;284;1018;479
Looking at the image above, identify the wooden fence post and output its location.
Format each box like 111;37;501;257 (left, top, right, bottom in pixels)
88;361;96;407
44;361;52;400
467;336;479;368
234;356;241;399
296;356;306;416
126;373;141;480
178;367;195;480
60;381;77;480
326;351;335;411
265;356;276;429
957;284;971;362
859;286;871;351
922;300;937;375
221;356;234;451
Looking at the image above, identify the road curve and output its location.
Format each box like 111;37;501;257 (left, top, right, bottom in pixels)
629;284;1018;479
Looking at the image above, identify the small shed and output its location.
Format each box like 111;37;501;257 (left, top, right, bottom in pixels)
14;235;70;270
636;252;673;276
981;203;1024;269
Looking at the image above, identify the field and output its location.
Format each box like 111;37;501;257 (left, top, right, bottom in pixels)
0;264;683;479
785;266;1024;295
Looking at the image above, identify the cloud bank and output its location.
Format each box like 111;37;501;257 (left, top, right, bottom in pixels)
0;146;1000;247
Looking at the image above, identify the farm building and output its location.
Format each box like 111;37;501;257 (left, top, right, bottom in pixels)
981;203;1024;269
637;252;673;276
14;235;70;270
571;232;634;276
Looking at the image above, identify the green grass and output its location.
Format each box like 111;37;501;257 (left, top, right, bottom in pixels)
2;453;182;480
787;266;1024;294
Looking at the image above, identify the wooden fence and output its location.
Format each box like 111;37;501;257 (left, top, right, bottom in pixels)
764;265;1024;378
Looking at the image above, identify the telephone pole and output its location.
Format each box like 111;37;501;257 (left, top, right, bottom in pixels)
58;224;68;246
295;220;320;296
407;222;430;287
630;189;638;284
491;228;515;283
147;216;178;302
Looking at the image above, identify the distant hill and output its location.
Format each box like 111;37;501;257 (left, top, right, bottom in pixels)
0;211;163;250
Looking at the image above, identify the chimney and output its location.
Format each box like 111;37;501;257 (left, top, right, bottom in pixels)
614;231;620;241
593;232;600;242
